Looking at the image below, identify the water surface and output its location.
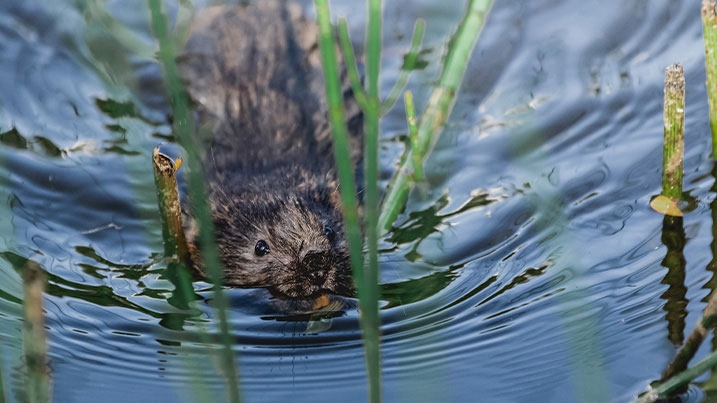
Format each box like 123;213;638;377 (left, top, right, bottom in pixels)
0;1;714;402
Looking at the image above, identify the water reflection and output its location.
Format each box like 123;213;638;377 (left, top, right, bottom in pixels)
660;215;688;346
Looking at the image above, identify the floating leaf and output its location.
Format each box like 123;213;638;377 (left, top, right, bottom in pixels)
650;195;683;217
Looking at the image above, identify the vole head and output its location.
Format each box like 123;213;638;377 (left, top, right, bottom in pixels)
187;185;354;299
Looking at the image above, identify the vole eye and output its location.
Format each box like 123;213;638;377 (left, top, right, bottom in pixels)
254;240;270;256
324;226;336;242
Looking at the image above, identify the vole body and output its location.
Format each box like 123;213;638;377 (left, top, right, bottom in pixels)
178;2;362;299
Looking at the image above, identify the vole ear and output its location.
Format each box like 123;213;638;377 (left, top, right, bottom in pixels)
324;225;336;243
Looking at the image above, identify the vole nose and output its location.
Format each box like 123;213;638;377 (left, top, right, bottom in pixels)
300;251;329;285
302;251;326;268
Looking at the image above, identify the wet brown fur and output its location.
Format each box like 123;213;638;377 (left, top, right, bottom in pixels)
178;2;362;299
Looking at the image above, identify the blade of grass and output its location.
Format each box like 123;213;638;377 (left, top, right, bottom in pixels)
380;19;426;115
364;0;383;401
703;0;717;159
404;90;423;181
313;0;380;401
145;1;241;402
312;0;364;306
378;0;494;232
337;18;368;110
174;0;195;50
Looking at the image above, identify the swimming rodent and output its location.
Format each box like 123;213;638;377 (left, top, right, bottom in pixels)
177;2;363;300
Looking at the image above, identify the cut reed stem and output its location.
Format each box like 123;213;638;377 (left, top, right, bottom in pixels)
152;147;189;262
22;261;49;403
146;1;241;402
703;0;717;159
378;0;494;232
661;63;685;201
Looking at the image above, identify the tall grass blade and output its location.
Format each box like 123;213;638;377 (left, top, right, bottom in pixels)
703;0;717;159
145;1;241;401
313;0;380;401
22;262;49;403
404;91;423;181
337;18;368;109
364;0;384;401
312;0;364;299
380;19;425;115
378;0;494;231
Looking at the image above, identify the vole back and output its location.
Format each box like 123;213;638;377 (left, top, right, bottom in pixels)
178;1;363;299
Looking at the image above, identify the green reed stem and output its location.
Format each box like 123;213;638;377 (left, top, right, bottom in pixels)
703;0;717;159
404;91;423;181
146;1;241;402
313;0;363;300
634;350;717;403
22;262;49;403
337;19;368;110
380;19;425;115
378;0;493;231
661;64;685;201
314;1;380;401
364;0;383;401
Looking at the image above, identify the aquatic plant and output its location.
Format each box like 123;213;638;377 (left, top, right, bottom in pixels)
650;64;685;217
703;0;717;159
146;0;242;402
7;0;495;401
660;64;685;202
404;91;423;181
314;0;493;401
640;15;717;400
378;0;494;232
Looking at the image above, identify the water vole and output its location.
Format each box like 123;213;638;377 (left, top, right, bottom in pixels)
178;2;363;299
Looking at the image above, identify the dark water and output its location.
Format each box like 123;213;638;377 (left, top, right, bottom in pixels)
0;0;713;402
